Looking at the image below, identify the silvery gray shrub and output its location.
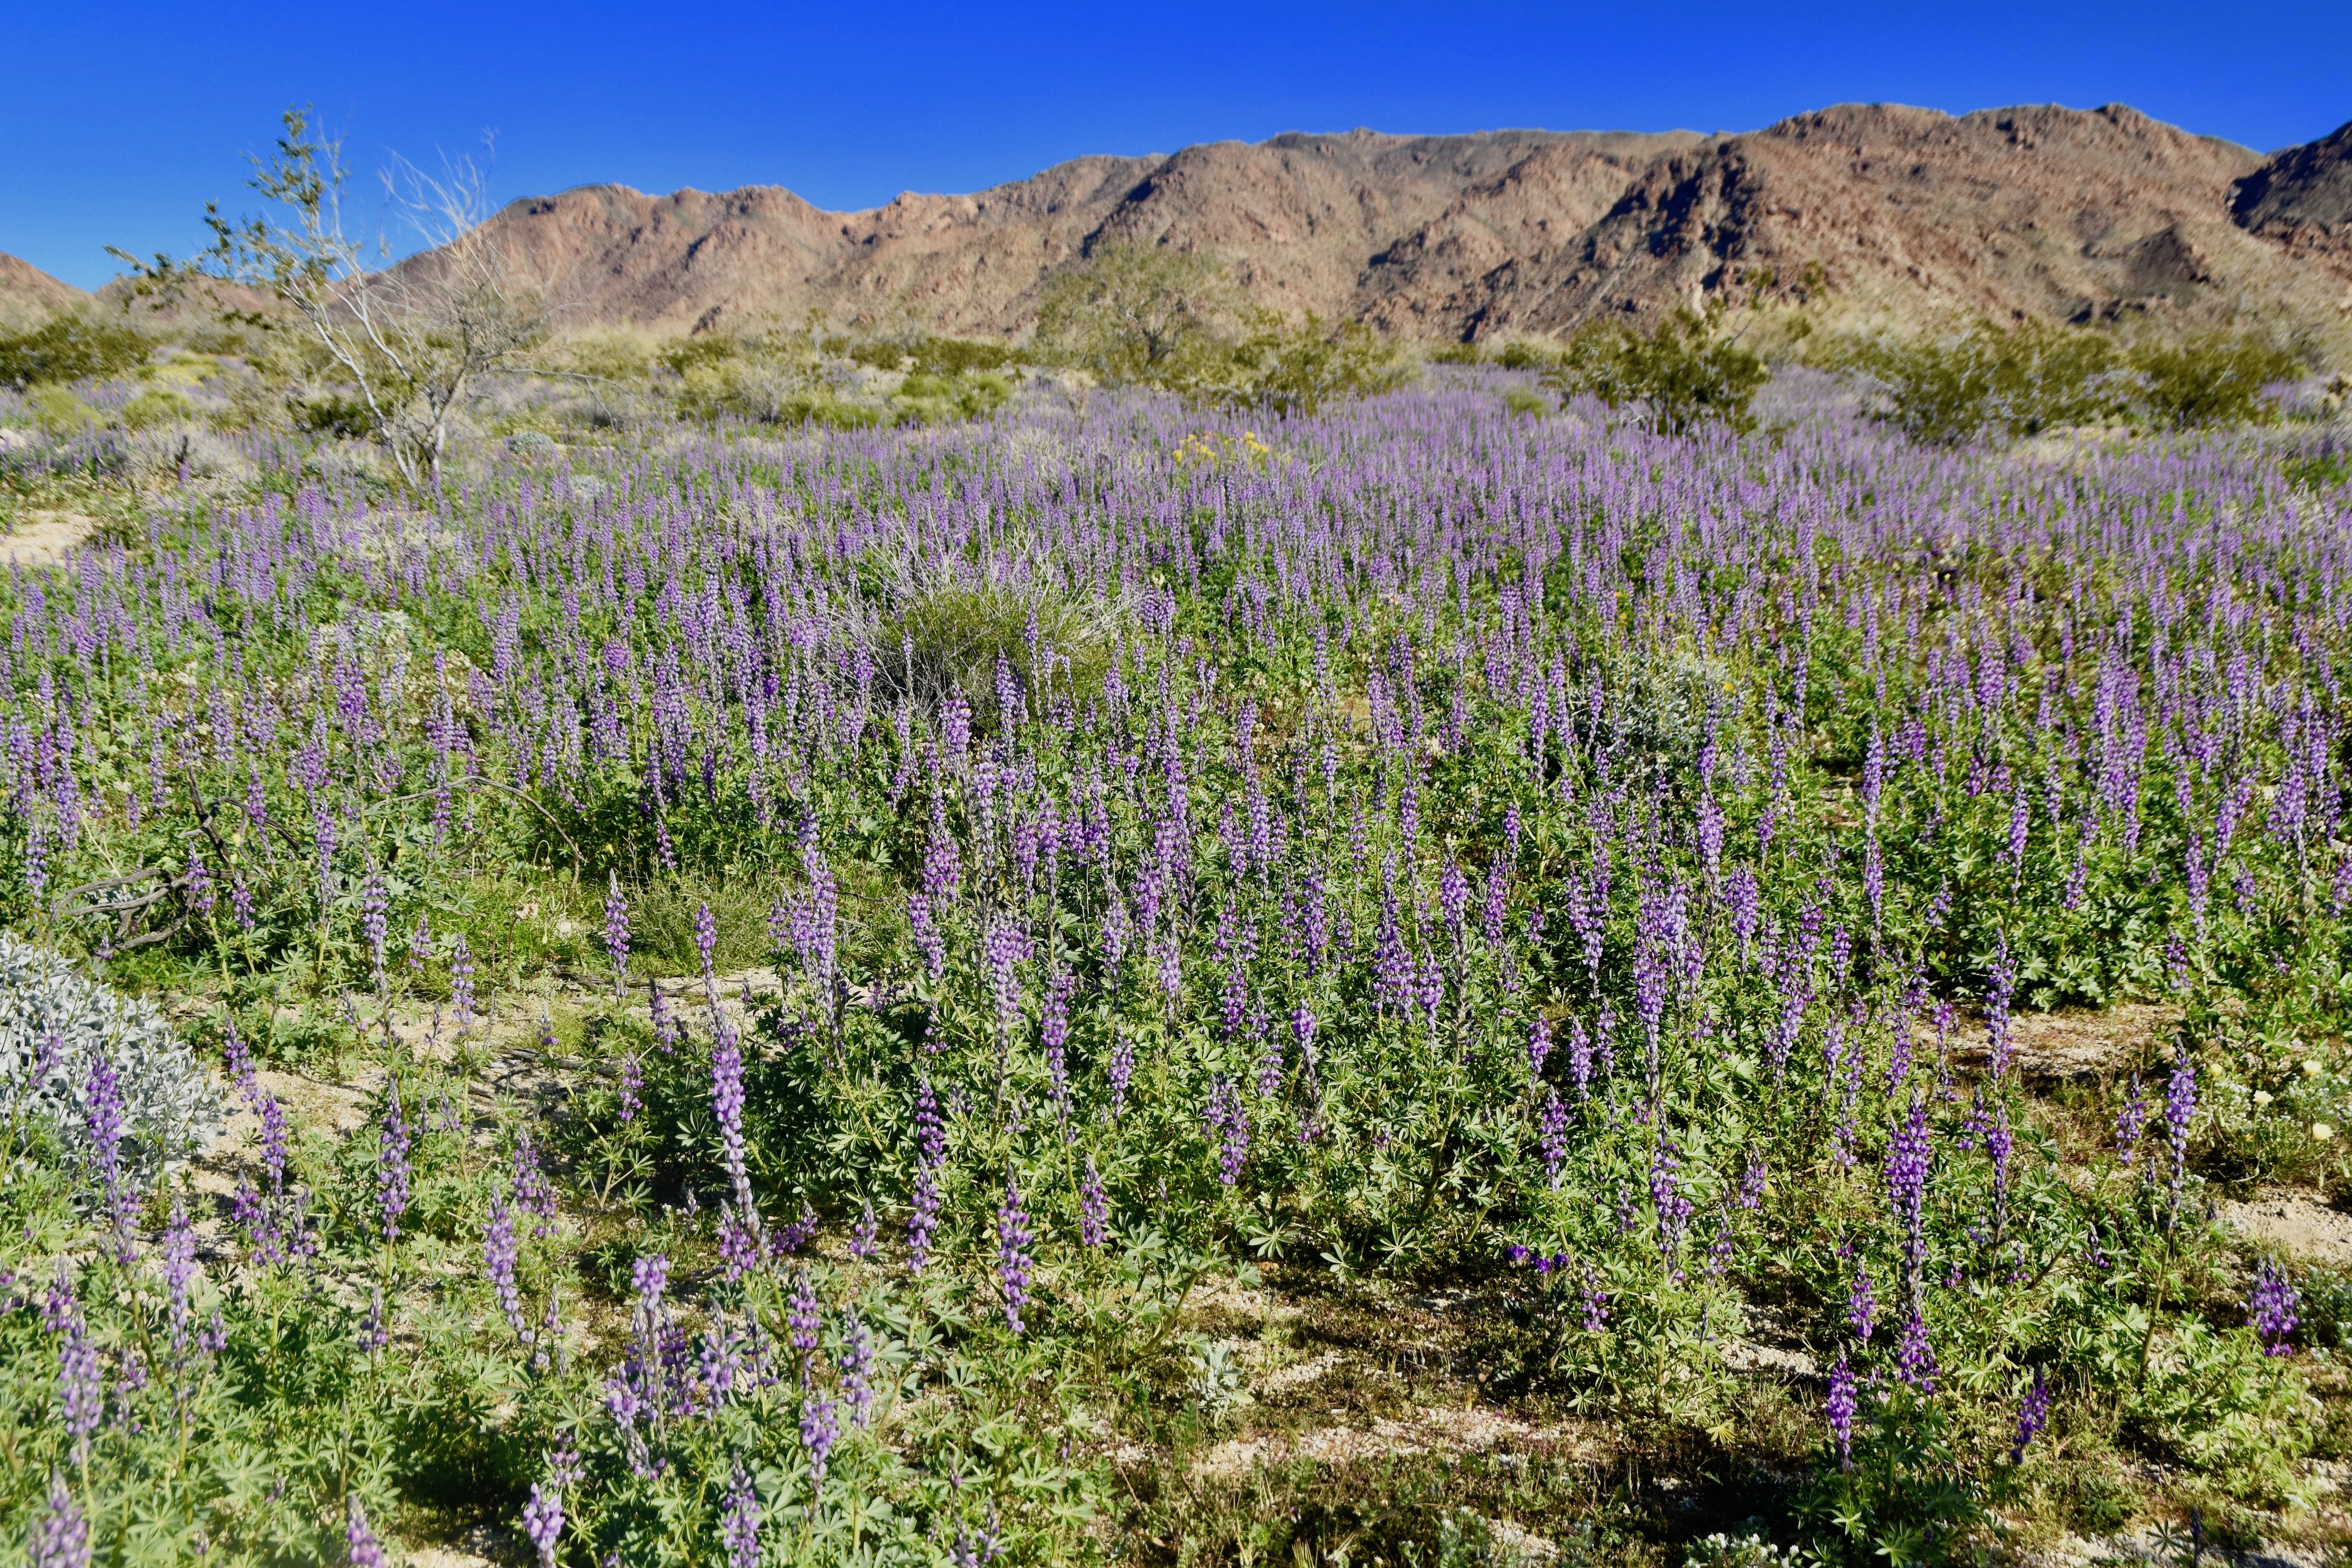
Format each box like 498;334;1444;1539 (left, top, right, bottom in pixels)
0;932;222;1171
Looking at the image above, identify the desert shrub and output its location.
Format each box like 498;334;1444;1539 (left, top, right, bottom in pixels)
1496;340;1562;371
868;575;1124;716
659;333;740;377
846;335;1021;378
2127;330;2303;428
1205;313;1410;415
564;330;659;384
1840;324;2307;443
0;312;152;390
0;932;222;1172
1034;241;1244;386
891;369;1013;424
1838;323;2130;444
1540;307;1769;434
24;385;100;436
118;385;196;430
677;359;880;430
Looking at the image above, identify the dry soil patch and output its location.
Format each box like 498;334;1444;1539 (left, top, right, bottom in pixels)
0;511;95;567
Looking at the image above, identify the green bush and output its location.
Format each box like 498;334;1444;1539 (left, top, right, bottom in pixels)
1539;307;1769;435
891;369;1013;424
0;312;152;390
1841;324;2126;445
1201;313;1409;416
2129;331;2303;429
1839;324;2306;444
119;386;196;430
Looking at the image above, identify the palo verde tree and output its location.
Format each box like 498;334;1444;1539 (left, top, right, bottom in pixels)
112;107;550;487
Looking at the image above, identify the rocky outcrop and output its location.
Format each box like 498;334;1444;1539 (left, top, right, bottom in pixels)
2233;117;2352;283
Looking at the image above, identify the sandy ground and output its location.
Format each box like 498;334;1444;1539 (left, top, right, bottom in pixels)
0;510;95;567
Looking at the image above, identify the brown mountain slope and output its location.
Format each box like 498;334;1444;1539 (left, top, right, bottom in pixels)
2233;117;2352;282
451;130;1681;337
1448;103;2344;340
0;252;86;329
421;103;2352;349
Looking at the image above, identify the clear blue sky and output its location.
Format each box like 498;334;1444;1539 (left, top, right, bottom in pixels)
7;0;2348;289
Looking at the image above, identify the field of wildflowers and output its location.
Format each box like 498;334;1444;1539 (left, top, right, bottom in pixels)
3;369;2352;1566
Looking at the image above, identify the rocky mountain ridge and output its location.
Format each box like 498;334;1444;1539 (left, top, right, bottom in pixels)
9;100;2352;349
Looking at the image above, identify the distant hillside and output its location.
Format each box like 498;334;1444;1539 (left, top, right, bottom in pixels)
1449;103;2347;342
2233;116;2352;284
423;103;2352;352
0;252;86;329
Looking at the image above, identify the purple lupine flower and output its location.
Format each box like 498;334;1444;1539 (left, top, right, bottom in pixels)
1578;1268;1610;1332
485;1194;523;1333
800;1393;839;1495
1042;964;1073;1119
603;872;630;995
83;1054;128;1246
1538;1089;1568;1188
1885;1095;1931;1292
2250;1256;2300;1355
1565;1016;1592;1099
1984;941;2017;1079
717;1206;760;1283
710;1021;753;1219
618;1052;642;1123
1846;1258;1876;1343
358;1288;389;1353
632;1252;669;1312
721;1461;761;1567
512;1132;557;1238
1204;1078;1249;1186
694;901;719;984
908;1077;944;1271
360;871;390;992
29;1473;89;1568
53;1293;101;1467
1895;1305;1937;1393
163;1200;196;1356
849;1201;878;1261
983;917;1031;1042
1826;1355;1856;1470
788;1269;822;1357
1526;1015;1554;1079
997;1174;1035;1335
2009;1370;2050;1462
1080;1156;1108;1248
450;935;476;1031
841;1312;877;1427
1738;1148;1766;1210
523;1483;563;1568
905;1161;944;1274
347;1496;385;1568
1649;1136;1693;1277
376;1081;412;1243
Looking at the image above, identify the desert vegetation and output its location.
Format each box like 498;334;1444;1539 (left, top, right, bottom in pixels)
5;115;2352;1568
